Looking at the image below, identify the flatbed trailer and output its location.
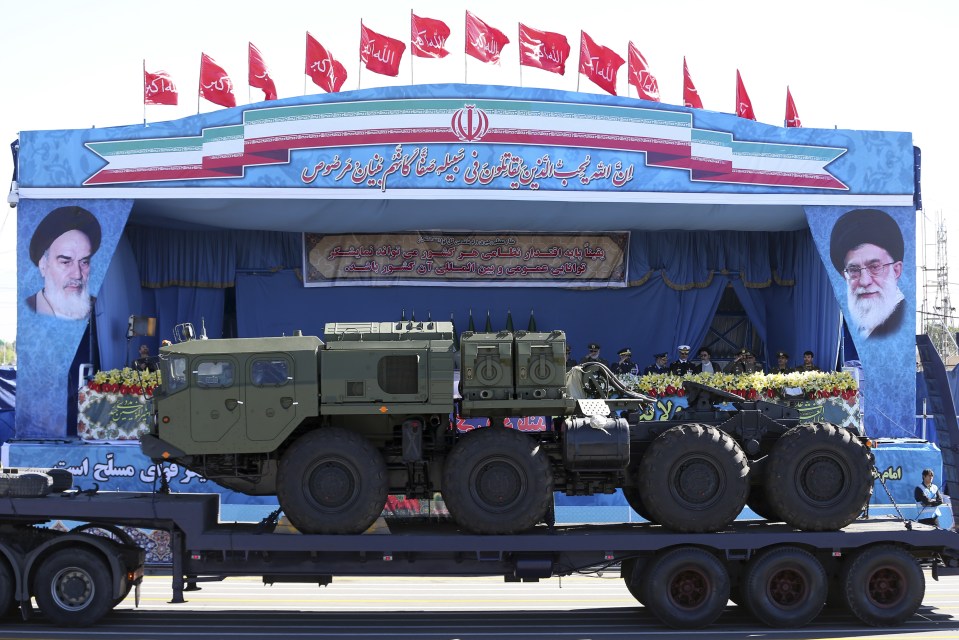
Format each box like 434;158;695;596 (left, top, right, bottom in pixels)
2;491;959;629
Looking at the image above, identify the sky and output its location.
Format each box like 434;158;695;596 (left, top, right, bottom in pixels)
2;0;957;344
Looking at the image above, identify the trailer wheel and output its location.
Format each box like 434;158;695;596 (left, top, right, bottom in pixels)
742;546;827;627
277;427;388;534
33;548;113;627
442;427;552;534
621;557;649;605
622;487;656;523
641;547;730;628
765;423;872;531
0;560;14;619
840;545;924;626
637;424;749;532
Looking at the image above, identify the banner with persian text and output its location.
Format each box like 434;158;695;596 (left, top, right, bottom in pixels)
303;231;628;287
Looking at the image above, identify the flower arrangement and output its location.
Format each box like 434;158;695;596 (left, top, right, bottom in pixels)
624;370;858;402
86;368;162;397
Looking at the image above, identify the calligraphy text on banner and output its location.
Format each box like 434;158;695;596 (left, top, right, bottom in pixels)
303;231;628;288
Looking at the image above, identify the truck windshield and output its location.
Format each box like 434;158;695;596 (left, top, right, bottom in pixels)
160;355;189;395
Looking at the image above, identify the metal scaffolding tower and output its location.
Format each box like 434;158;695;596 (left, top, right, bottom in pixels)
920;212;957;360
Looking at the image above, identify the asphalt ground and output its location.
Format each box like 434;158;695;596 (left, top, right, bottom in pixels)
2;571;959;639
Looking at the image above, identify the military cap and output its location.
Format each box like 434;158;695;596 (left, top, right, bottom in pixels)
29;206;102;265
587;342;601;350
777;351;789;359
678;344;691;351
829;208;904;273
739;348;753;357
618;347;631;356
654;352;668;359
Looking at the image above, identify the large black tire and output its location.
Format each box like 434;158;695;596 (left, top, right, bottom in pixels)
641;547;730;628
276;427;388;534
765;423;872;531
637;424;749;532
742;546;827;627
746;484;780;522
622;487;656;523
442;427;552;534
840;545;924;626
621;557;648;605
33;548;113;627
0;560;14;619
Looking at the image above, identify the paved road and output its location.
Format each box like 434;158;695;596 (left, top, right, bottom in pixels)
2;572;959;639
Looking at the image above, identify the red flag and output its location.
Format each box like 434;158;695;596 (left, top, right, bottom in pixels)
683;56;703;109
465;11;510;64
248;42;277;101
627;42;659;102
578;31;624;95
360;23;406;77
785;86;802;127
306;32;348;93
736;70;756;120
519;23;570;75
144;68;178;105
199;53;236;108
411;13;450;58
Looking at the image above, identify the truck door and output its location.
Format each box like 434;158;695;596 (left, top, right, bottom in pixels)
246;354;298;442
190;357;243;443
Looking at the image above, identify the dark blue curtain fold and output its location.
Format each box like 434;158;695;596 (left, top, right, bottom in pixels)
94;233;143;370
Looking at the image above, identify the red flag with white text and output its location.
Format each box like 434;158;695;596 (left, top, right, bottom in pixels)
627;42;659;101
683;56;703;109
519;23;570;75
411;13;450;58
736;70;756;120
465;11;510;64
785;86;802;127
579;31;624;95
360;23;406;77
199;53;236;108
248;42;277;101
144;68;178;105
306;32;348;93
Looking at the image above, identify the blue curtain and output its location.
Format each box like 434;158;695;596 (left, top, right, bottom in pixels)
145;287;226;344
94;234;143;370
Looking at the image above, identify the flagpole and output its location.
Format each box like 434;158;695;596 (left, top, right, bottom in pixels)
576;32;581;92
463;11;468;83
142;59;147;126
517;23;523;87
197;53;202;115
358;20;363;90
410;9;415;86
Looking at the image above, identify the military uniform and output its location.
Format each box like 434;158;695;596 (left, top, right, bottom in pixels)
611;347;639;376
669;345;700;376
643;352;670;376
580;342;609;366
771;351;792;374
725;349;763;374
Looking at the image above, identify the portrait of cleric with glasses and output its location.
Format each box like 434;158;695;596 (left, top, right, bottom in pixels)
829;208;905;339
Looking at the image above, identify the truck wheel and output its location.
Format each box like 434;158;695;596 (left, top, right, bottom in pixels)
746;485;779;521
277;427;388;534
742;546;827;627
764;423;872;531
641;547;730;628
33;548;113;627
622;487;656;523
442;427;552;534
637;424;749;532
0;560;13;619
840;545;924;626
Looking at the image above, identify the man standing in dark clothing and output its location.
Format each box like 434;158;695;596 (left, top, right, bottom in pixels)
580;342;608;366
611;347;638;376
915;468;943;527
669;344;700;376
643;352;670;375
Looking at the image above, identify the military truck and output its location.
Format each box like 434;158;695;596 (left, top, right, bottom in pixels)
141;320;873;536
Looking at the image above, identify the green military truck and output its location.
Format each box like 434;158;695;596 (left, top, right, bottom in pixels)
141;320;873;536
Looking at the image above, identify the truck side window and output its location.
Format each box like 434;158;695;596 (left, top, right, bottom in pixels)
252;359;289;386
196;361;235;388
163;356;189;394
